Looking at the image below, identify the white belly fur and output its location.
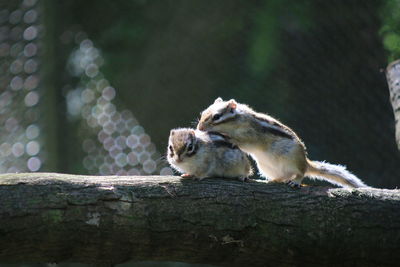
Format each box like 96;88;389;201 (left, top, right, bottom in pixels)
240;142;303;181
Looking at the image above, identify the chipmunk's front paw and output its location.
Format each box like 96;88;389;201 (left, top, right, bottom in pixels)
285;180;302;189
181;173;194;178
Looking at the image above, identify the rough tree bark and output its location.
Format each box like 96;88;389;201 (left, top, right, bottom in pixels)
386;59;400;150
0;173;399;267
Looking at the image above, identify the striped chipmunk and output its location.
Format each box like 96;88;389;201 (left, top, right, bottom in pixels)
167;128;253;181
197;97;369;188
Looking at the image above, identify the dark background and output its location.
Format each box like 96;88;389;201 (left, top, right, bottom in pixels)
1;0;399;188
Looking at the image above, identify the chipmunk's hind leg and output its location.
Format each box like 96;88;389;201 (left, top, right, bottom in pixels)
285;174;304;189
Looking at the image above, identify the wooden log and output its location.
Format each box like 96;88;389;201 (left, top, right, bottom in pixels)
0;173;399;266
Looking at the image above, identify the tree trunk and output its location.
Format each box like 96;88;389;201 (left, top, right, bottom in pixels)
0;173;399;266
386;59;400;150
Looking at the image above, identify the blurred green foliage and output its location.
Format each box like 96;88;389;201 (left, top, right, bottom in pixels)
248;1;312;76
381;0;400;61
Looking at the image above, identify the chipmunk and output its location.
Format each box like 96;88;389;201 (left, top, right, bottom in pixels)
197;97;369;188
167;128;253;181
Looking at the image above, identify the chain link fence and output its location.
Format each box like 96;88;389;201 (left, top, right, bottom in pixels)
0;0;46;173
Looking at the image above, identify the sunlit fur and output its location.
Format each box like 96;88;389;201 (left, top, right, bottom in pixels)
167;128;252;180
197;98;369;188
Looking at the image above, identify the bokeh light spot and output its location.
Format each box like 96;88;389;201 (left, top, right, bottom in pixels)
26;140;40;156
24;58;38;73
5;117;19;132
27;157;41;171
23;26;37;40
23;0;38;7
102;87;115;101
10;76;24;90
143;159;156;174
82;139;96;153
24;91;39;107
10;59;23;74
26;124;40;139
23;10;37;24
127;168;140;175
127;152;138;166
160;167;174;176
126;135;139;148
85;63;98;78
81;88;94;103
9;10;22;25
24;43;37;57
24;75;39;90
0;143;12;157
12;142;24;157
115;153;127;167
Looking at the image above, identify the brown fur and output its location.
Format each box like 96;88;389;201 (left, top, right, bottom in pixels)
197;98;367;188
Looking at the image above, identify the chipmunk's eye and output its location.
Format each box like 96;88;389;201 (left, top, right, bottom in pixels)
187;143;193;151
169;145;173;152
212;113;222;121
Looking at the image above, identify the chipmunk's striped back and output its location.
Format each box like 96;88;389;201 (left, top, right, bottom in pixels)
197;98;369;188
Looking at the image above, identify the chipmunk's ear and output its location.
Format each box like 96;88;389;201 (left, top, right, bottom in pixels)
170;129;176;136
214;97;223;104
227;99;237;111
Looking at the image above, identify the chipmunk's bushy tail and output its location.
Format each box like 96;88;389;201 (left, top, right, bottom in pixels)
305;159;369;188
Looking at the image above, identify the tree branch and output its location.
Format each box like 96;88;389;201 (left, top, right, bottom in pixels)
0;173;399;266
386;59;400;150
